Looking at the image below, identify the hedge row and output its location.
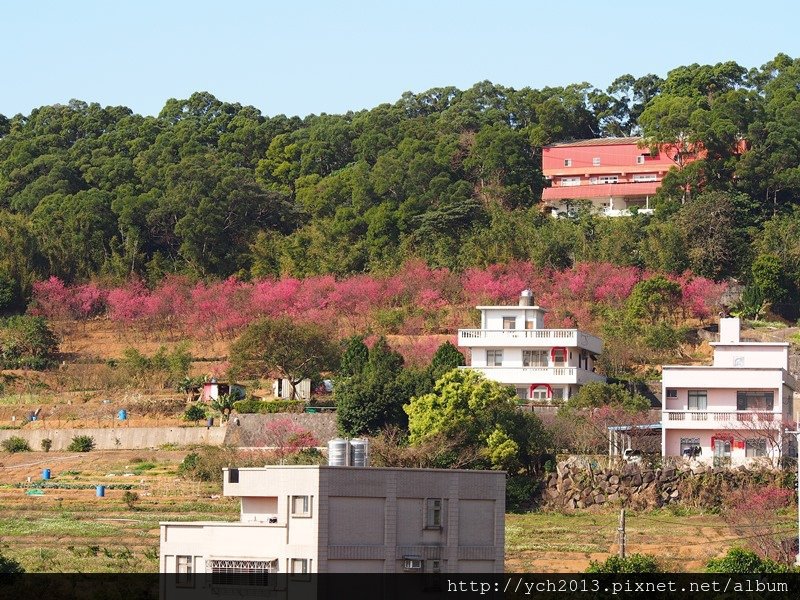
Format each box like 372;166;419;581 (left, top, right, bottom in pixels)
232;399;305;414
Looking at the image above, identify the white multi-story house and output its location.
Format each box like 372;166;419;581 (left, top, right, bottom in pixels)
662;317;797;466
457;290;605;403
160;465;505;593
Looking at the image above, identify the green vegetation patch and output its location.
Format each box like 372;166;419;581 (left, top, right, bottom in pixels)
232;399;304;414
0;514;119;537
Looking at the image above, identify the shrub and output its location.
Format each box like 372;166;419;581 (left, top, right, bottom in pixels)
1;436;31;453
706;548;790;573
0;315;59;370
274;447;325;465
178;446;240;486
586;553;662;573
183;404;207;423
233;399;304;414
258;417;320;458
40;438;52;452
122;491;140;509
122;344;194;388
67;435;95;452
0;551;24;574
506;475;534;512
723;486;795;565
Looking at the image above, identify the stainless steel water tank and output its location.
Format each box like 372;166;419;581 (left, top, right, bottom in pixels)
350;438;369;467
327;438;349;466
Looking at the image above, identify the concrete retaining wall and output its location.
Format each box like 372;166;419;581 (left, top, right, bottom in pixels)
0;426;226;451
0;412;338;451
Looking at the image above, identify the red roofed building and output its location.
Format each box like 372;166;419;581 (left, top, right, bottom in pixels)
541;137;682;217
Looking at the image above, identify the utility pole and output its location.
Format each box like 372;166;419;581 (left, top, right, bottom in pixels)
618;508;626;559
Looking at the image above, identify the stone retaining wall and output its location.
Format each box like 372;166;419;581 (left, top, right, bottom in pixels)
542;456;785;510
223;412;338;447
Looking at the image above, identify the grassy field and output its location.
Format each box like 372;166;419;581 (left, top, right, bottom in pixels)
505;509;747;572
0;449;770;573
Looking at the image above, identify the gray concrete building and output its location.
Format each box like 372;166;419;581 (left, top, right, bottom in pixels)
160;465;505;589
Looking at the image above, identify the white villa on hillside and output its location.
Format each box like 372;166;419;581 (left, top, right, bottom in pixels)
160;465;505;593
457;290;605;403
662;317;797;466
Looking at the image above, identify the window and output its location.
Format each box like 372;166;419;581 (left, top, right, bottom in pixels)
636;155;645;164
502;316;517;330
227;468;239;484
564;159;572;167
551;388;564;401
633;173;657;182
208;559;276;587
633;173;658;183
745;439;767;457
687;390;707;410
597;175;618;184
523;349;548;367
531;387;549;401
552;348;566;367
176;555;193;588
403;556;423;571
291;495;311;517
486;349;503;367
291;558;308;574
736;391;774;411
680;437;701;458
425;498;442;528
666;388;677;399
290;558;311;580
560;176;580;186
592;157;600;166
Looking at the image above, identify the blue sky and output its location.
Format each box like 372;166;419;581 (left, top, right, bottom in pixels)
3;0;798;118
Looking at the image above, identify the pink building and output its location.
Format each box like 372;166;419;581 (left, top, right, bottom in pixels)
661;318;797;466
541;138;682;217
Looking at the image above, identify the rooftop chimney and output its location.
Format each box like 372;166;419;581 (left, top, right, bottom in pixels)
719;317;741;344
519;289;534;306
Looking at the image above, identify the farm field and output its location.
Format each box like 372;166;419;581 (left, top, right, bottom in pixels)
0;449;758;573
0;449;238;572
505;510;738;573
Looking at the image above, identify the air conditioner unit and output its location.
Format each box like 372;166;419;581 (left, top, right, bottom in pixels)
403;557;423;571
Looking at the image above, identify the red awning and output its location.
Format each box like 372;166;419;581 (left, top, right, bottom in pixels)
542;182;660;201
529;383;553;398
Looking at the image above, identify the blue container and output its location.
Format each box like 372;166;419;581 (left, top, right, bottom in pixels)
42;469;51;480
96;485;105;497
206;417;214;427
118;409;127;420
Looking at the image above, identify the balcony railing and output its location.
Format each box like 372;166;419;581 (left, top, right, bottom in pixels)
463;365;605;385
459;329;577;340
603;208;655;218
664;410;780;423
457;329;603;353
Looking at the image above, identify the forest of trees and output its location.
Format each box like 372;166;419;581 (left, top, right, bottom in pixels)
2;54;800;313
